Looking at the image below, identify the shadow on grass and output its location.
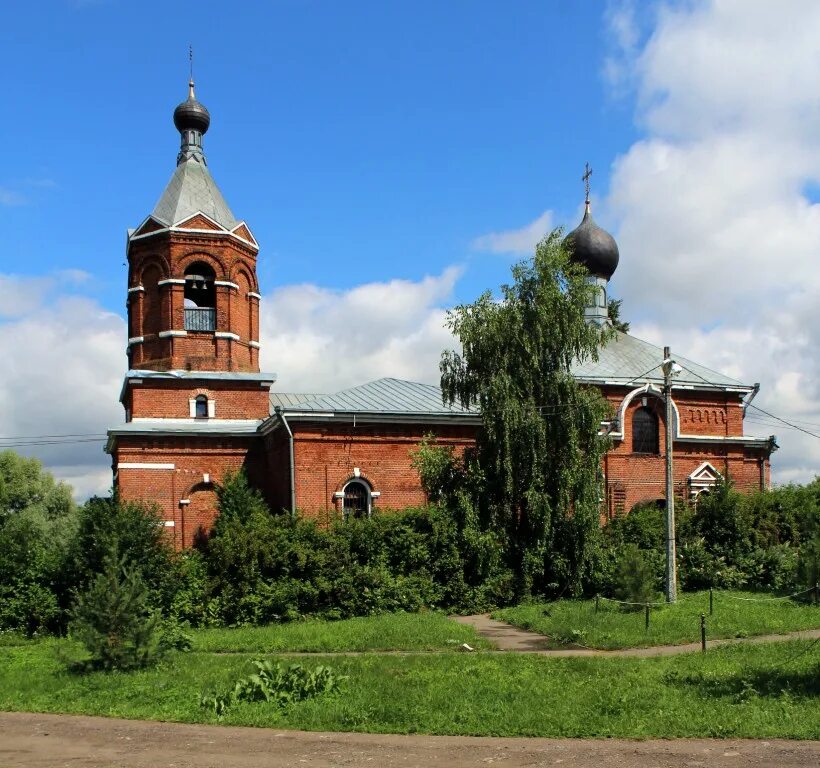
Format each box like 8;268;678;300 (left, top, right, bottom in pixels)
665;663;820;702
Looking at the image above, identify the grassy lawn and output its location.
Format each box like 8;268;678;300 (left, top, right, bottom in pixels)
0;639;818;738
190;612;491;653
493;590;820;650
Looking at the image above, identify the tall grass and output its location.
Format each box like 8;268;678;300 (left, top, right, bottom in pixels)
0;640;817;738
190;612;490;653
494;590;820;649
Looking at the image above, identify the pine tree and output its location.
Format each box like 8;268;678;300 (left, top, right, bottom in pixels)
69;553;162;671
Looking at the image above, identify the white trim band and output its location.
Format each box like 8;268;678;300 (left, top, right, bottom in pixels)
159;330;188;338
178;499;190;506
117;462;175;470
248;341;261;349
128;336;144;346
214;280;239;289
128;285;145;294
163;520;175;527
157;278;186;286
215;331;240;341
247;291;262;300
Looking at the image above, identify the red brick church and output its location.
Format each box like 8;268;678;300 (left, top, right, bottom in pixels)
106;81;776;548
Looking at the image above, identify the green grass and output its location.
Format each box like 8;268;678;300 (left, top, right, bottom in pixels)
1;639;818;738
494;590;820;650
190;612;491;653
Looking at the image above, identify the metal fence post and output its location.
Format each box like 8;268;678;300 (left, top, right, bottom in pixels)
700;613;707;652
645;604;650;632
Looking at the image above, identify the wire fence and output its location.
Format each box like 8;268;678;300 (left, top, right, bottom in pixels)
588;586;820;649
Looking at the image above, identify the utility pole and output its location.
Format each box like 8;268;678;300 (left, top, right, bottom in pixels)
662;346;678;603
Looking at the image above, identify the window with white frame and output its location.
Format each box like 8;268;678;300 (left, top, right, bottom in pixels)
343;479;371;519
195;394;208;419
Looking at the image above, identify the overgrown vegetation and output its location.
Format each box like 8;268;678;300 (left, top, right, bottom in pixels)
1;639;818;737
0;451;818;639
600;478;820;599
201;660;344;718
435;230;613;600
494;589;820;650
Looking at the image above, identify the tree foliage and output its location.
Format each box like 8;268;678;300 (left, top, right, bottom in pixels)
69;553;163;671
607;298;630;333
439;229;613;597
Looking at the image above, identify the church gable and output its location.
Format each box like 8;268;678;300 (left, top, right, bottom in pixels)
131;216;166;237
231;222;257;246
176;212;225;231
688;461;722;496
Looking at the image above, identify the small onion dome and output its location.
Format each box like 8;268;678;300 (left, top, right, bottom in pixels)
173;79;210;135
564;202;619;279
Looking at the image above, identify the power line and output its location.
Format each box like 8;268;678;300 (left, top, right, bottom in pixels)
0;432;105;441
674;362;820;441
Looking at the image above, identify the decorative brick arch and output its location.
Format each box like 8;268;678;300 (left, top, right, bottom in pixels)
180;480;218;548
178;251;227;279
614;384;681;440
231;263;259;294
333;471;380;517
137;255;170;283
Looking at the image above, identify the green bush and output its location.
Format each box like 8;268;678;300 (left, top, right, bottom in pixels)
69;555;163;671
613;544;661;608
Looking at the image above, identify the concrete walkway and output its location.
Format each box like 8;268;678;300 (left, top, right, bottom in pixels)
451;613;820;657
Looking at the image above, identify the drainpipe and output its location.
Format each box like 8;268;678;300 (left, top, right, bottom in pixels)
743;383;760;416
276;406;297;518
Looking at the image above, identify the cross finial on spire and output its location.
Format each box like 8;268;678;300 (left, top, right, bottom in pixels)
582;162;593;204
189;44;194;82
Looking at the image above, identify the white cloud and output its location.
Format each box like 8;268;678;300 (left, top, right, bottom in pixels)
0;275;124;500
472;210;554;255
0;188;26;206
259;268;460;392
604;0;820;483
0;269;461;498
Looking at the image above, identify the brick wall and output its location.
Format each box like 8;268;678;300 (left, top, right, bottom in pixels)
128;380;270;420
278;422;475;520
114;435;256;548
127;229;260;372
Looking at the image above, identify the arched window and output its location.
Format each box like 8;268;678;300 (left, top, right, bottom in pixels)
195;395;208;419
343;479;370;519
632;406;659;454
184;262;216;331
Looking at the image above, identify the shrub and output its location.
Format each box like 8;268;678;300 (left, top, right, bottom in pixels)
69;554;163;671
613;544;660;607
63;496;177;621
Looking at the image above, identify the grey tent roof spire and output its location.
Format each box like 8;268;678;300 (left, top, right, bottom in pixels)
147;78;239;230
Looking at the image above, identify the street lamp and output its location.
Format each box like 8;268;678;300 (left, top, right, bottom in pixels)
662;347;682;603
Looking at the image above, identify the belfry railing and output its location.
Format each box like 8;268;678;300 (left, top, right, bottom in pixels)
184;307;216;332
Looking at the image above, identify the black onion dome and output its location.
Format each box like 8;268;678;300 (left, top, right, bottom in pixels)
173;80;210;134
564;203;619;279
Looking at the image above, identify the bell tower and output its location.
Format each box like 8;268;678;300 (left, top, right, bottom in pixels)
108;77;276;549
126;78;261;372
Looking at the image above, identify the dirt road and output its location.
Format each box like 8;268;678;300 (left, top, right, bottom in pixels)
1;712;818;768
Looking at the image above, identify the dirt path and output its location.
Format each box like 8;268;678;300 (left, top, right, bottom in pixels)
450;614;820;656
1;712;818;768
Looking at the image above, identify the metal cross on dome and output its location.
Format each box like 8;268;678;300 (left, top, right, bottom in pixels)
582;162;593;203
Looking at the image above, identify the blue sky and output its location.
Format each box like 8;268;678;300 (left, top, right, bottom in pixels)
0;1;637;310
1;1;819;495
